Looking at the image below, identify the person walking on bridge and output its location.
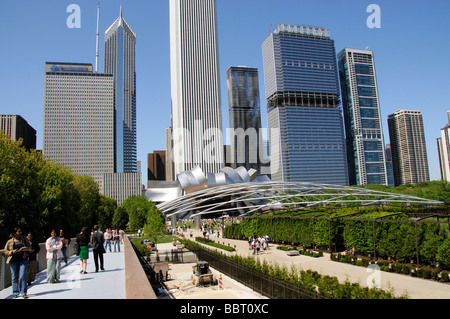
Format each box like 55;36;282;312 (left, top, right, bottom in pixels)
45;229;63;283
91;225;105;272
76;226;90;274
3;227;31;299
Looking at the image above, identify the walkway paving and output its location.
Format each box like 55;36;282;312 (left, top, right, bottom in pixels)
186;229;450;299
0;244;125;299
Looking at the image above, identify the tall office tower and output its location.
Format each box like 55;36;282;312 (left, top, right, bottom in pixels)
104;7;137;173
437;111;450;181
385;144;395;187
387;110;430;186
42;62;115;190
102;172;142;206
262;24;348;185
338;48;388;186
169;0;224;177
148;151;166;181
0;114;36;151
226;66;262;172
165;126;174;181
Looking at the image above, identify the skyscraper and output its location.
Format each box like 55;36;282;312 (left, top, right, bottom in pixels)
42;62;115;190
0;114;36;151
169;0;224;176
387;110;429;186
437;111;450;182
338;48;388;186
262;24;348;185
226;66;263;172
104;7;137;173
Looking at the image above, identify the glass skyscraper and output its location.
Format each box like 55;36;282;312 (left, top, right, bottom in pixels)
262;24;348;185
104;8;137;173
226;66;263;172
338;48;388;186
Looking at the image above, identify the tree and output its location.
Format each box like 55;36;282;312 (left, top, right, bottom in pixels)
437;238;450;269
112;206;128;230
122;196;153;230
72;174;101;229
97;195;117;230
143;203;166;248
0;133;44;242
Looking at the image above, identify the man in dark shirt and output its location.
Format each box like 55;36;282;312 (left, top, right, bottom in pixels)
91;225;105;272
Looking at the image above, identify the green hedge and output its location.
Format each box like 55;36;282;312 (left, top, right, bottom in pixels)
195;237;235;251
223;207;450;269
331;253;450;283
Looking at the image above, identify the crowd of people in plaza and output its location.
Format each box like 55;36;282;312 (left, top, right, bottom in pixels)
248;235;270;255
2;225;124;299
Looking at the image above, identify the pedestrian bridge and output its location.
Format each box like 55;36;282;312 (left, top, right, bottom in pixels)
0;236;156;299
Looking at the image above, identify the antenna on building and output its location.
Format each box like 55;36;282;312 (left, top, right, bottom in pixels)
95;3;100;73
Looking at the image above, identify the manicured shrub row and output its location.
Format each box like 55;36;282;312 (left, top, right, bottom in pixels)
180;238;404;299
195;236;236;252
223;206;450;270
331;253;450;283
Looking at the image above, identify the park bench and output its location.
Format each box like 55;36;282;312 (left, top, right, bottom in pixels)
286;250;300;256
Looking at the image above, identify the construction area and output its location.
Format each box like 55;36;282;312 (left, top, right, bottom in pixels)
153;243;266;299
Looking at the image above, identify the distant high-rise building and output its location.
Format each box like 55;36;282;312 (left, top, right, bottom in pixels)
169;0;224;176
387;110;429;186
42;62;115;190
338;48;388;186
0;114;36;151
165;126;174;181
262;24;348;185
102;172;142;206
226;66;263;172
148;151;166;181
104;7;137;173
437;111;450;182
385;144;395;187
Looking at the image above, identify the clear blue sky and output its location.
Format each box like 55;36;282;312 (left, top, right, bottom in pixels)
1;0;449;182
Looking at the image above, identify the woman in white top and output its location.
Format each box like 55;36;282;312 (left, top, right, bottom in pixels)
45;229;63;283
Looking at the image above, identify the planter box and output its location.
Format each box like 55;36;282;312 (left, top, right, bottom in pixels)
286;250;300;256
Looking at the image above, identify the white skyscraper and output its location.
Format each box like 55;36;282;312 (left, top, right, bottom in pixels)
437;111;450;182
43;62;115;191
169;0;224;177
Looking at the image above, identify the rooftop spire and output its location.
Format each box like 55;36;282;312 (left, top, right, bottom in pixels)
120;4;122;18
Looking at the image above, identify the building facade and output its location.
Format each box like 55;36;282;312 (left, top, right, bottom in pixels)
437;111;450;182
338;48;388;186
104;8;137;173
385;144;395;187
148;151;166;181
226;66;263;172
42;62;115;190
102;172;142;206
387;110;429;186
262;24;348;185
0;114;36;151
169;0;224;177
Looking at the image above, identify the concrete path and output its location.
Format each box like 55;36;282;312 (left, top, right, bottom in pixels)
0;244;125;299
186;229;450;299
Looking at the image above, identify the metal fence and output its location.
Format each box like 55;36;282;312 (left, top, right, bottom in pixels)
195;247;325;299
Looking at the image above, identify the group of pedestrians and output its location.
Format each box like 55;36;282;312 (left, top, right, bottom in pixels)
248;235;270;255
3;227;69;298
103;228;121;253
3;225;123;299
